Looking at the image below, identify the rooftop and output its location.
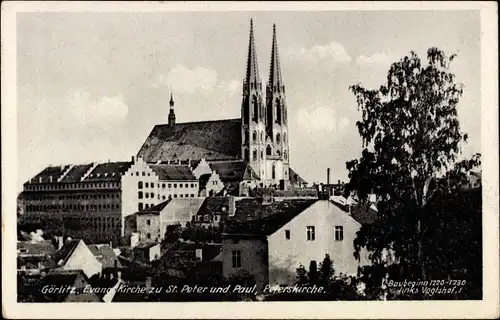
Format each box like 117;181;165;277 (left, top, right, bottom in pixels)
137;118;242;162
149;164;197;181
87;244;123;269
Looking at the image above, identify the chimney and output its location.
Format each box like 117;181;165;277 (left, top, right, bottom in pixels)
131;156;135;162
327;168;330;185
338;179;340;185
195;248;203;261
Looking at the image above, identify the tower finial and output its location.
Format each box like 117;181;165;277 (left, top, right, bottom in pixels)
169;91;174;108
268;23;283;89
245;18;260;86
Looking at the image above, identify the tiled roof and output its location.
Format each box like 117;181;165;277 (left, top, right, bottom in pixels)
329;199;379;225
137;119;242;162
28;165;70;184
196;197;231;216
88;244;123;269
137;199;171;215
17;240;56;257
224;199;317;235
209;160;260;182
134;241;160;250
149;164;196;181
289;167;307;185
59;164;93;183
85;162;132;181
53;239;81;266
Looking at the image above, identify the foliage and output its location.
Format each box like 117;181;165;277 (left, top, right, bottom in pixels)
318;254;335;285
346;47;482;285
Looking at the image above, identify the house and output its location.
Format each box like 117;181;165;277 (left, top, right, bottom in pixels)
52;239;102;278
221;199;375;290
87;244;123;280
192;196;236;227
17;240;56;274
135;198;205;242
133;242;161;263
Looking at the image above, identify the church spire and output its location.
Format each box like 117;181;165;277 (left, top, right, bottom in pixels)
168;91;176;128
245;19;261;86
268;24;283;89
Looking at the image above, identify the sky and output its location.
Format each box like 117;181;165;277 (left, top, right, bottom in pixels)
16;10;481;191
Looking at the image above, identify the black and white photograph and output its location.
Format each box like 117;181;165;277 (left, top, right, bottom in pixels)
2;1;498;319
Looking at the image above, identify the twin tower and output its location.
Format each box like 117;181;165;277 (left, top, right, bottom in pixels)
241;20;290;187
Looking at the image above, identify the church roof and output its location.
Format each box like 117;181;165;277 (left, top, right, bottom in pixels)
267;24;283;89
149;164;197;181
137;119;242;162
209;160;260;182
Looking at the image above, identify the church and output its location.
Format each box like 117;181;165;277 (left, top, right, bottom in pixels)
137;20;306;195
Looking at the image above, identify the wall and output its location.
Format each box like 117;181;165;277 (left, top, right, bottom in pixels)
136;213;161;242
62;240;102;278
221;238;268;290
157;180;198;199
264;159;285;186
267;200;368;286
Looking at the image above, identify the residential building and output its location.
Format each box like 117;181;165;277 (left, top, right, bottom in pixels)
17;240;56;275
221;199;376;290
87;244;123;280
192;196;236;227
133;242;161;263
133;198;206;242
52;239;102;278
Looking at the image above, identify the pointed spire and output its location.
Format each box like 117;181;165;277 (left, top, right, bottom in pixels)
245;19;261;86
169;91;174;108
268;23;283;89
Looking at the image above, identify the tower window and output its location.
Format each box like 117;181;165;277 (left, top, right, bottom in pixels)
252;130;257;142
260;132;264;142
244;148;250;161
284;151;288;160
253;96;259;122
272;165;276;179
266;145;272;156
276;133;281;144
244;131;249;143
253;149;257;161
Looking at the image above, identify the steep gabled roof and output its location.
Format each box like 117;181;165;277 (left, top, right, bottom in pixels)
289;167;307;185
17;240;56;257
88;244;123;269
149;164;196;181
224;199;317;236
136;199;172;215
196;197;231;216
137;119;242;163
209;160;260;182
27;165;70;184
53;239;81;266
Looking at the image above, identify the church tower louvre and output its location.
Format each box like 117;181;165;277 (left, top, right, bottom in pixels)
241;19;266;179
265;24;289;187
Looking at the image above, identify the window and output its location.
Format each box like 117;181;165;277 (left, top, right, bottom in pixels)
276;133;281;144
145;182;149;188
191;194;195;197
253;149;257;161
162;183;166;188
306;226;315;241
174;194;178;198
285;230;290;240
185;194;189;198
272;165;276;179
252;130;257;141
138;181;143;189
142;172;146;176
204;215;210;222
151;183;155;188
266;145;272;156
174;184;177;188
138;203;143;211
232;250;242;268
334;226;344;241
145;193;149;199
261;151;263;159
150;193;154;198
138;191;143;199
147;233;151;239
168;183;172;188
180;194;183;198
190;183;194;188
147;219;151;226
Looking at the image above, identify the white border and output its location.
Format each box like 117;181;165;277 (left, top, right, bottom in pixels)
2;1;498;319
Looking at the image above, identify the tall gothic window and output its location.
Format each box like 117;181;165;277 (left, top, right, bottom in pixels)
244;131;249;144
277;150;281;157
244;148;250;161
243;100;249;124
253;149;257;161
272;165;276;179
276;133;281;144
276;99;282;125
284;133;287;144
253;96;259;122
252;130;257;142
260;131;264;142
284;150;288;160
266;145;272;156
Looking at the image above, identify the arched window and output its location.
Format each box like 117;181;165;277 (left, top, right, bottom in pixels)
253;96;259;122
276;99;282;125
252;149;257;161
276;133;281;144
277;150;281;157
244;131;249;143
272;165;276;179
283;133;287;144
260;131;264;142
244;148;250;161
266;145;272;156
284;150;288;160
243;100;249;124
252;130;257;142
261;151;263;159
